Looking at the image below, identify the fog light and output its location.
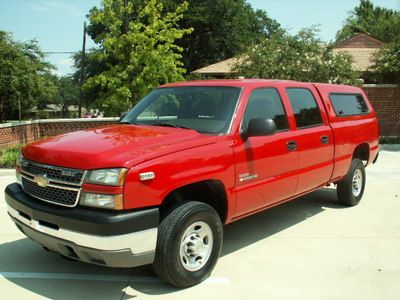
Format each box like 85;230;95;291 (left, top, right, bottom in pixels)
79;193;123;210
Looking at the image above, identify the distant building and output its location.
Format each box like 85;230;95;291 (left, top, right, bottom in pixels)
191;32;385;81
30;105;87;119
192;57;242;78
332;33;384;74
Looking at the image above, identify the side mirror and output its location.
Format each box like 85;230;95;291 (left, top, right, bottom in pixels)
119;111;128;122
242;118;276;139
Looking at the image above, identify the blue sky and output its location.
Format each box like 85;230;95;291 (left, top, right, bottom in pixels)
0;0;398;76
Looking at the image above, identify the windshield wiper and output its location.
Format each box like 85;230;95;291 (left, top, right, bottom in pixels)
149;122;192;130
120;121;140;125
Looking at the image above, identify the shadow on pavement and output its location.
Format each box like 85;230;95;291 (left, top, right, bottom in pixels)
1;188;344;298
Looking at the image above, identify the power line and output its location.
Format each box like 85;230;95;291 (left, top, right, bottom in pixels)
44;52;76;54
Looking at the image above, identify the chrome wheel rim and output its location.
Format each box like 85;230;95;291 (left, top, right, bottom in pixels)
352;169;363;197
179;221;213;272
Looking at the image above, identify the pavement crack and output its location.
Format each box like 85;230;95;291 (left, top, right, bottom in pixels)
120;273;135;300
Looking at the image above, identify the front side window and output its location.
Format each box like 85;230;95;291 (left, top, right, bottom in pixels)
123;86;242;134
329;93;369;116
243;88;289;131
286;88;323;128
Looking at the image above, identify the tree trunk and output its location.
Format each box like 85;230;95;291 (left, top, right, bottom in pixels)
62;105;69;118
0;98;5;123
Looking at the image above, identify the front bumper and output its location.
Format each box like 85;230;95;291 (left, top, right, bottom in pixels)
5;183;159;268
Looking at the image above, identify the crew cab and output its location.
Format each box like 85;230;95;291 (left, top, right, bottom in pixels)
5;79;379;287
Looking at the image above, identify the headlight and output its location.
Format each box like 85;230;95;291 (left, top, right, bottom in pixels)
84;168;127;186
79;192;123;210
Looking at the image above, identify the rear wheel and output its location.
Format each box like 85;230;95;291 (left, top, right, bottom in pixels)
153;201;223;287
337;159;366;206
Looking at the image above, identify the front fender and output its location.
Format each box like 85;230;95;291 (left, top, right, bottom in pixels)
123;139;236;219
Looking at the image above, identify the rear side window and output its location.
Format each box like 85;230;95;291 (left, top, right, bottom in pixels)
329;93;369;116
243;88;289;131
286;88;323;128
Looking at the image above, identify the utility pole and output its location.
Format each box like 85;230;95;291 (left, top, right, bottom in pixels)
78;21;87;118
18;99;21;122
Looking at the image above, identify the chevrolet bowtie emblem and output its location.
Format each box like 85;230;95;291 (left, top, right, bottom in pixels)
34;174;49;187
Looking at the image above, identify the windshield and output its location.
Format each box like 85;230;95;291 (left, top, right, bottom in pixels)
122;86;242;134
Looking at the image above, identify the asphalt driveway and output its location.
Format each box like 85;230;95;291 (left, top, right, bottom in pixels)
0;151;399;299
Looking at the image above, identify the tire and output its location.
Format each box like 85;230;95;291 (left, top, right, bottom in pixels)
153;201;223;288
337;158;366;206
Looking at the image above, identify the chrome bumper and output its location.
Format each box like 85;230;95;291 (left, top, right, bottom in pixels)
7;204;158;267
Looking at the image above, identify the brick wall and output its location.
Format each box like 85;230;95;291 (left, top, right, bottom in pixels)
0;118;118;150
363;85;400;136
0;123;41;149
39;120;117;137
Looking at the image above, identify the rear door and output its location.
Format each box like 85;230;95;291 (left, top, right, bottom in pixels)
284;86;334;194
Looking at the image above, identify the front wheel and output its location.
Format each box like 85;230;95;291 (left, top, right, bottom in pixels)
153;201;223;288
337;158;366;206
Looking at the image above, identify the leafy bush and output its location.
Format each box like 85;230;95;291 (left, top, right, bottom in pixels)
0;145;23;168
380;136;400;144
234;28;361;86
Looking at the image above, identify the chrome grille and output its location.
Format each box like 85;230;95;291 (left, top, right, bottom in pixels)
22;177;79;207
20;159;84;207
21;159;84;185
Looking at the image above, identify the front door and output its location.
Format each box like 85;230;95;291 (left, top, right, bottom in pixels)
233;88;299;217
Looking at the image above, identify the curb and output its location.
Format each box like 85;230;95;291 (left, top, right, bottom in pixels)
379;144;400;152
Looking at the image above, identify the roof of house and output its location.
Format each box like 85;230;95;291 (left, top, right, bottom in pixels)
334;32;384;49
191;57;243;75
191;33;384;75
31;105;81;112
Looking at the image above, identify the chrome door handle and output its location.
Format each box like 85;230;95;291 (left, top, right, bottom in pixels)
321;136;329;144
287;141;297;151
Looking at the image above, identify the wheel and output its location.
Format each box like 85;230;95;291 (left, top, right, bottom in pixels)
153;201;223;288
337;159;366;206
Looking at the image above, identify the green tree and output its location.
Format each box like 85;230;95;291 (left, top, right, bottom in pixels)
83;0;193;116
162;0;282;72
86;0;282;73
0;31;57;122
72;49;106;110
370;40;400;85
234;28;361;85
55;76;80;118
335;0;400;43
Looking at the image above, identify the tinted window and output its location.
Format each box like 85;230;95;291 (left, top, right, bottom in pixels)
243;88;288;131
286;88;323;128
124;87;241;134
329;93;369;116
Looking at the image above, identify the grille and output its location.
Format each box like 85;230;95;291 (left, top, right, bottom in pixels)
22;177;79;207
21;160;84;185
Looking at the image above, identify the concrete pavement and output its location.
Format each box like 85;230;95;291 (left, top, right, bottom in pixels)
0;151;399;299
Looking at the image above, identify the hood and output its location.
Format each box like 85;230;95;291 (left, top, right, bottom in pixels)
22;124;218;169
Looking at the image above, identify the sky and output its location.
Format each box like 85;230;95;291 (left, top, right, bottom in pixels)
0;0;398;76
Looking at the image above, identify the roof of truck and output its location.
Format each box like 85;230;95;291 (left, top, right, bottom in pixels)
160;79;362;92
160;79;298;88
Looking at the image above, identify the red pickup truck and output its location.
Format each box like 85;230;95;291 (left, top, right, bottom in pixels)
5;79;379;287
